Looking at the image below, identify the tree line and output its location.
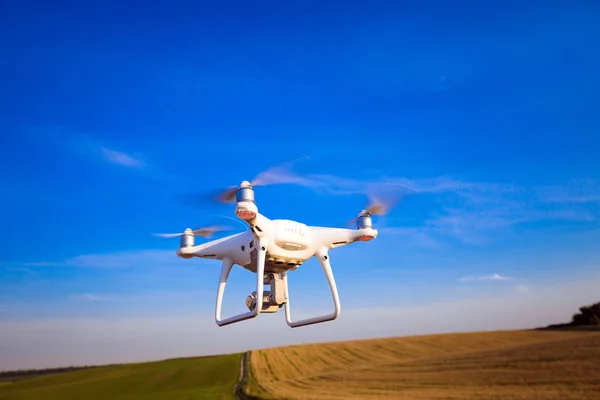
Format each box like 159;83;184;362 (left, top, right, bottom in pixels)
0;365;101;382
540;301;600;330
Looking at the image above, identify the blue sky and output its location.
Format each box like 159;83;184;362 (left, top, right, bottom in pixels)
1;1;600;370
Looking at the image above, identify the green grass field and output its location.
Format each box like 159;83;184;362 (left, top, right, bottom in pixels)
0;354;242;400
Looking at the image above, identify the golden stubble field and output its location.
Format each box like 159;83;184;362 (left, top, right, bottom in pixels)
245;329;600;400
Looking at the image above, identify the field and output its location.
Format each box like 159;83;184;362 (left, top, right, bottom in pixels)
242;329;600;400
0;353;242;400
1;330;599;400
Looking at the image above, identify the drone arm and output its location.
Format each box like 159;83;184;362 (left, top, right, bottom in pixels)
215;238;268;327
310;227;378;250
177;232;247;259
283;247;341;328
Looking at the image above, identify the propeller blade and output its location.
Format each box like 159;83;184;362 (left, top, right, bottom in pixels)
152;232;184;238
191;225;233;238
346;184;420;227
179;155;311;207
152;225;233;239
214;165;308;204
216;187;238;203
364;197;395;216
364;189;401;216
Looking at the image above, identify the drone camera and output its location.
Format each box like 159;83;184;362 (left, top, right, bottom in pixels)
246;291;280;313
245;273;287;313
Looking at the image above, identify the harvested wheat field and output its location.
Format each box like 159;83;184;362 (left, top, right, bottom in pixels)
243;329;600;400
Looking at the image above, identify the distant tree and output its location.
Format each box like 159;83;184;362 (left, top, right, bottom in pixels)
571;301;600;326
537;301;600;330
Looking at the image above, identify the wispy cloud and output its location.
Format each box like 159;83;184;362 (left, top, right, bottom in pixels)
247;163;428;197
176;159;599;248
514;285;531;294
536;178;600;204
68;290;203;304
72;293;111;302
253;161;596;204
22;127;133;166
21;249;184;269
100;146;145;169
260;164;598;245
20;126;189;181
458;273;512;282
2;266;38;276
377;226;442;248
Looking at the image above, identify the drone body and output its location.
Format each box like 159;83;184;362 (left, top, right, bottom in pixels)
171;180;381;328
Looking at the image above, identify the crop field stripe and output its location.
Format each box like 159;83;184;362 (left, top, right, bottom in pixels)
244;330;600;400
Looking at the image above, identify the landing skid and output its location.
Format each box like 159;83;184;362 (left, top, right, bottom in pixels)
214;245;341;328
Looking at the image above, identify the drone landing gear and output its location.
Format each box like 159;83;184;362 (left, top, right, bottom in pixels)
215;239;268;327
283;249;341;328
214;245;341;328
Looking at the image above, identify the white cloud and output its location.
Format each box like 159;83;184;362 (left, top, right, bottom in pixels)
458;273;512;282
101;146;145;169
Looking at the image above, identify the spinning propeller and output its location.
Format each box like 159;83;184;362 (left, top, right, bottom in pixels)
181;155;311;207
361;195;397;216
177;154;419;231
213;165;308;204
347;184;417;228
153;225;232;239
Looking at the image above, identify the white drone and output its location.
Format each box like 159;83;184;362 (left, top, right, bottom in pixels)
155;172;404;328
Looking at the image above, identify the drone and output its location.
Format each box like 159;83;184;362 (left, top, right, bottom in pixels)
154;170;407;328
